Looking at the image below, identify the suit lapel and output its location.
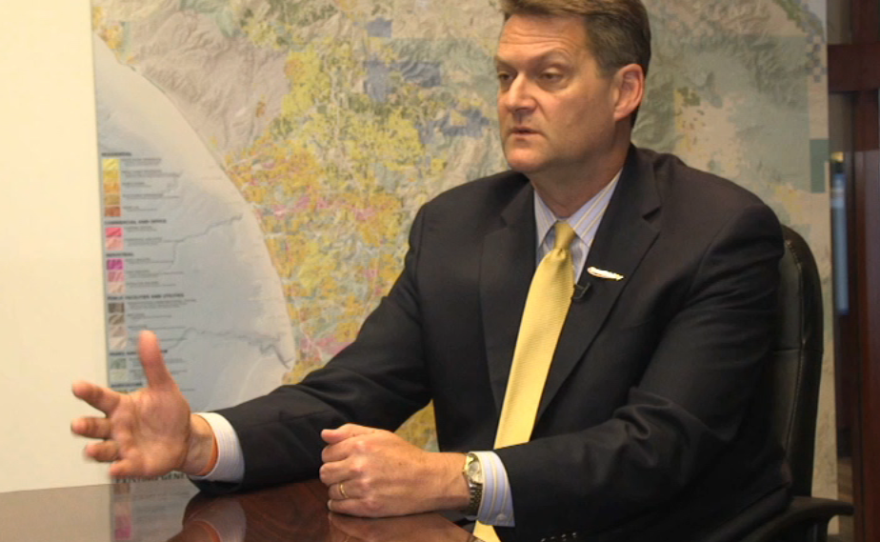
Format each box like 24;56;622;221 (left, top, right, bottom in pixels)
537;147;661;419
480;177;537;411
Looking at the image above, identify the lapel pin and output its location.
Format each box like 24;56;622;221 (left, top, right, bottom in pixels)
587;266;624;281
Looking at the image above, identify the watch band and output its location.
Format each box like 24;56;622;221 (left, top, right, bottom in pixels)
462;452;483;517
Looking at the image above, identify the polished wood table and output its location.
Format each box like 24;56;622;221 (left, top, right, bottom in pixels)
0;477;476;542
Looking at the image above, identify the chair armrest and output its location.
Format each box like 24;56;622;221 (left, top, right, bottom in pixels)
740;496;855;542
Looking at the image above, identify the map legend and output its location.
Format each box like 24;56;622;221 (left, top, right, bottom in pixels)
102;157;122;218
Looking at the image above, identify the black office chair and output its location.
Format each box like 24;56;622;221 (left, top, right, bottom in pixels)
737;225;854;542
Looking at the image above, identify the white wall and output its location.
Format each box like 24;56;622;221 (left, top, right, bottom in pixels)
0;1;110;492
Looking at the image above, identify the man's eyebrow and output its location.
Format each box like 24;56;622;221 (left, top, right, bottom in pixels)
494;50;573;68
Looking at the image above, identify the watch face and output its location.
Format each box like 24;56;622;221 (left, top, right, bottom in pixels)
466;457;483;484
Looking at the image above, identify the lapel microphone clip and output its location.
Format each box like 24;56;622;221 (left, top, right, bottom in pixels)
572;282;591;302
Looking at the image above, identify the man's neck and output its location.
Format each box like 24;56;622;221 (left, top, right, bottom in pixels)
529;144;629;218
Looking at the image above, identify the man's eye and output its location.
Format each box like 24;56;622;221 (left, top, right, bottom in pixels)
497;72;512;83
540;72;562;81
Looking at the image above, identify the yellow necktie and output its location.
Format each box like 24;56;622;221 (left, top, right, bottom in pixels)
474;222;577;541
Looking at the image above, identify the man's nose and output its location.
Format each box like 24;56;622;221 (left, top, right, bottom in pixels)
502;76;536;112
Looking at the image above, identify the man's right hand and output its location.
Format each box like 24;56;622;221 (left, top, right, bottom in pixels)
71;330;216;478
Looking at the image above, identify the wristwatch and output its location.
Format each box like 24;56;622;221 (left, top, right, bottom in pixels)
462;452;484;517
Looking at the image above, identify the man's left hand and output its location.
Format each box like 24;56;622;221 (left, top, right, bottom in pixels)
320;424;469;517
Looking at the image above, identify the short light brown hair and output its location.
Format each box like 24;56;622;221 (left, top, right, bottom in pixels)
500;0;652;79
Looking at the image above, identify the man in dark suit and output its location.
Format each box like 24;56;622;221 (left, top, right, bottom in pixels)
72;1;790;540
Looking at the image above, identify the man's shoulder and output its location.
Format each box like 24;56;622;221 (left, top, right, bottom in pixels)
635;146;767;209
631;147;778;236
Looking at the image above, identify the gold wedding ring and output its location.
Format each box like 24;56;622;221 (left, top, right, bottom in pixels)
339;481;349;500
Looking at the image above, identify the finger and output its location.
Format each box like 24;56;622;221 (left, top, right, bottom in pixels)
84;440;119;462
70;416;113;439
72;381;121;415
319;457;351;484
321;424;375;445
328;498;377;518
327;498;355;516
322;438;370;464
108;458;144;478
322;441;348;464
138;330;176;391
333;481;352;501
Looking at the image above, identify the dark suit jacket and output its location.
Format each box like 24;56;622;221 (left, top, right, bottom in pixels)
216;146;790;541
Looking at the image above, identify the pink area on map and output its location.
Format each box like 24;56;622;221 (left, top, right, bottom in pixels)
107;259;124;270
108;270;125;282
300;335;353;360
355;207;377;222
105;227;123;237
106;238;124;251
315;336;353;358
292;196;311;212
273;204;290;218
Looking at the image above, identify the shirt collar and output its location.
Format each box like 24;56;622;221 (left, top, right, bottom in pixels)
533;169;623;249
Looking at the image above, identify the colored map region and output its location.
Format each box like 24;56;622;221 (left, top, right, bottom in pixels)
91;0;831;459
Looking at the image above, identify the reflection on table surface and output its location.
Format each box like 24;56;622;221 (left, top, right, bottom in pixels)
0;477;475;542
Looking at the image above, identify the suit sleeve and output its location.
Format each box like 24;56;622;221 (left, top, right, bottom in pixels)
494;202;785;538
209;208;433;490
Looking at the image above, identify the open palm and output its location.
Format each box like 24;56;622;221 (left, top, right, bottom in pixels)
72;331;193;477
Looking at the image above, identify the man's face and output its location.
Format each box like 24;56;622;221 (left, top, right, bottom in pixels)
495;14;622;181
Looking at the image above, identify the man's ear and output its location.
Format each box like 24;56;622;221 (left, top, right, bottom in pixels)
612;64;645;122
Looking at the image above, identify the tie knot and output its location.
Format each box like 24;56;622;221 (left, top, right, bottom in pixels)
553;221;576;251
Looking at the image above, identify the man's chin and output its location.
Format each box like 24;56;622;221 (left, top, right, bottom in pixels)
504;155;545;174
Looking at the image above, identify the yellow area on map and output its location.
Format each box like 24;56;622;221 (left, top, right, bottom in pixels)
217;29;442;446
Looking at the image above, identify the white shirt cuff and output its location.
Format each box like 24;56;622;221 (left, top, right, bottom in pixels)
188;412;245;483
472;451;515;527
